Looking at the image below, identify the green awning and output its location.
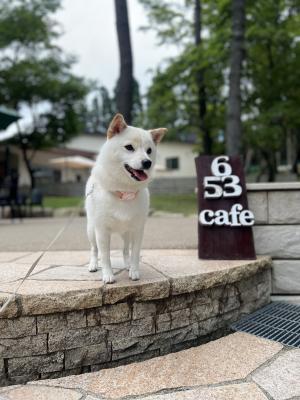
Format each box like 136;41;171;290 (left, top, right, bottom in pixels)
0;106;20;130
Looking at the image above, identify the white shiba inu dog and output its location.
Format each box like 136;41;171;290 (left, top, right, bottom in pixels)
85;113;167;283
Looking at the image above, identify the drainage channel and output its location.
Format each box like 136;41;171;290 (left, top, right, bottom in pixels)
231;301;300;348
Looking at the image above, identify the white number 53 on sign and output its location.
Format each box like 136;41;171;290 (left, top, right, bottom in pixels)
204;156;242;199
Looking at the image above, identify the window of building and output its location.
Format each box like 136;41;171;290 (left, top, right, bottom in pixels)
166;157;179;170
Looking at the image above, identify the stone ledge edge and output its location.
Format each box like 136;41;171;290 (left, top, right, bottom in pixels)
0;256;272;318
247;182;300;191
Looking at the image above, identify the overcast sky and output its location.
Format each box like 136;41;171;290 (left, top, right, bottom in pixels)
1;0;179;140
55;0;179;94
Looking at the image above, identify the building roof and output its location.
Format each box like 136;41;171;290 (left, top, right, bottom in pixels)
46;147;97;159
0;106;20;130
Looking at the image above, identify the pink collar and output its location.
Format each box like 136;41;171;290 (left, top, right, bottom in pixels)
115;191;138;201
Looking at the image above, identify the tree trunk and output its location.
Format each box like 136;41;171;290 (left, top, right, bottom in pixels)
114;0;134;124
194;0;212;155
266;152;276;182
258;150;276;182
225;0;246;156
292;134;300;175
18;134;35;189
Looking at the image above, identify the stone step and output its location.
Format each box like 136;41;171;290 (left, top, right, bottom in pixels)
0;332;299;400
0;251;272;386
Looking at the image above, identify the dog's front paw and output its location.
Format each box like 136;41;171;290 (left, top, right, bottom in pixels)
102;269;115;284
88;261;98;272
129;268;140;281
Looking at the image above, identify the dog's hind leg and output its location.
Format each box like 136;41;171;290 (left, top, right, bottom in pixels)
87;223;98;272
122;231;131;270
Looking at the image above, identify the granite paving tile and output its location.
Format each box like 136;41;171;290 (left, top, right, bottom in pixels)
0;293;18;319
103;262;170;304
85;396;101;400
0;263;33;284
14;251;90;266
31;333;282;399
140;383;268;400
0;385;82;400
0;252;31;263
141;250;271;295
28;265;105;281
18;280;103;315
252;349;300;400
28;258;127;282
0;250;270;318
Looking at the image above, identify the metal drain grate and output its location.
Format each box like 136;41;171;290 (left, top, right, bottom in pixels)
231;302;300;348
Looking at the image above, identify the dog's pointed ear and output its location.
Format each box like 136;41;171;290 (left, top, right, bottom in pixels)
107;114;127;139
150;128;167;144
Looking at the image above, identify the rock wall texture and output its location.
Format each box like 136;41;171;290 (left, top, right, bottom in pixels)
0;268;271;387
248;183;300;296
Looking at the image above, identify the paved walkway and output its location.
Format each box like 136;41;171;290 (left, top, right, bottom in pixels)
0;218;298;399
0;216;197;252
0;332;299;400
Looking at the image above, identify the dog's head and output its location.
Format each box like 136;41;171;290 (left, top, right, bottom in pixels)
99;113;167;189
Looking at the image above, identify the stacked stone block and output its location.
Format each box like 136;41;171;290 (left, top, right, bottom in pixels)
248;183;300;296
0;268;271;386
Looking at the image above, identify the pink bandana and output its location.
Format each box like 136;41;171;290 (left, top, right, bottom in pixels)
115;191;138;201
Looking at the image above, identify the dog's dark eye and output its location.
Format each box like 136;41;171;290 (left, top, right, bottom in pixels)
125;144;135;152
147;148;152;155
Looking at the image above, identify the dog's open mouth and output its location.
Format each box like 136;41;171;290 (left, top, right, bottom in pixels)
124;164;148;181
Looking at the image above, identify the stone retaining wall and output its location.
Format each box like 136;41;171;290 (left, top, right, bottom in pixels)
0;265;270;386
247;183;300;296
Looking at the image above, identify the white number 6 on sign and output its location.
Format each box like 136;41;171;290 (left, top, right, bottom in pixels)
211;156;232;177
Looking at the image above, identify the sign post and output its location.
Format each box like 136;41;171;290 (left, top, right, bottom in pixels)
195;155;256;260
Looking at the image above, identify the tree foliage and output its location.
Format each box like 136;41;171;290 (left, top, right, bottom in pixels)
139;0;231;153
139;0;300;180
244;0;300;180
83;79;143;135
0;0;88;187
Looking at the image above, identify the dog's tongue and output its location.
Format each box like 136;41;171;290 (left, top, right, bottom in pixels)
133;169;148;181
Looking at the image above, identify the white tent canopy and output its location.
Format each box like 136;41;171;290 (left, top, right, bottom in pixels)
49;156;95;169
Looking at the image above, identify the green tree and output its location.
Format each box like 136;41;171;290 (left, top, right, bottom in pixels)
244;0;300;180
139;0;230;153
0;0;88;188
84;78;143;134
140;0;300;181
84;86;115;135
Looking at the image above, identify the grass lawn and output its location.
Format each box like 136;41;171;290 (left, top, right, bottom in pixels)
44;196;82;209
44;194;197;215
150;194;197;215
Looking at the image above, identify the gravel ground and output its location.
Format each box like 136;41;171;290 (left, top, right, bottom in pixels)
0;215;197;252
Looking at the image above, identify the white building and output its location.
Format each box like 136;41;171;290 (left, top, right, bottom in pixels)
67;133;197;179
0;132;197;187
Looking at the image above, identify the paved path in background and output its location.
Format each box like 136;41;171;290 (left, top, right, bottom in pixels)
0;216;197;252
0;332;299;400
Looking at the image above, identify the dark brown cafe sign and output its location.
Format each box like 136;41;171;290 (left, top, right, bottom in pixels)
195;155;256;260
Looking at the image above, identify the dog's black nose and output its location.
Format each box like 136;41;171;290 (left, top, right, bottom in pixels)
142;159;152;170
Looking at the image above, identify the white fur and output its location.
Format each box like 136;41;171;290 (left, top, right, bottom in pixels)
85;118;165;283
